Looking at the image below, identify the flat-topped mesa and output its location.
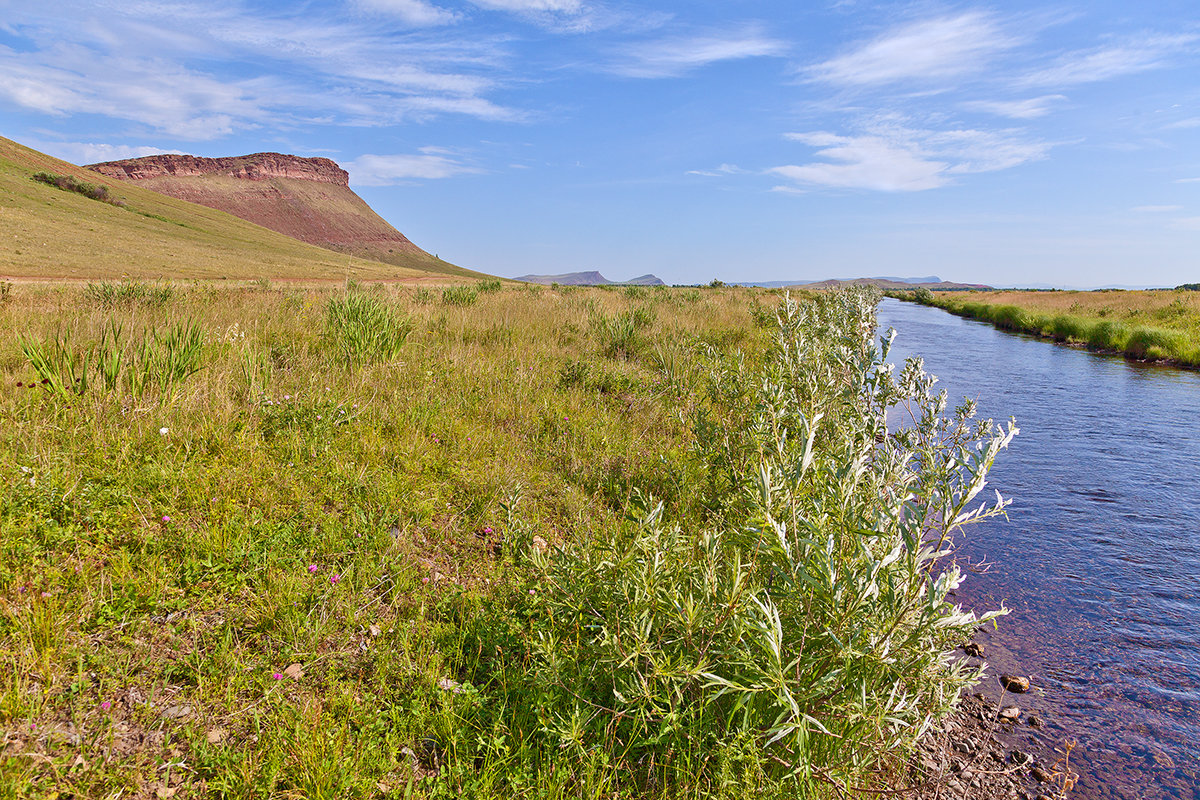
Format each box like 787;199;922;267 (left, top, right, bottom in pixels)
88;153;349;186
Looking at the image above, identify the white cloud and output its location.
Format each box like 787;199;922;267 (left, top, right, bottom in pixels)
1131;205;1182;213
808;12;1018;86
610;27;786;78
772;133;948;191
35;142;183;165
1169;217;1200;231
687;163;745;177
962;95;1066;119
347;150;482;184
1021;34;1199;87
1176;177;1200;184
354;0;458;26
771;124;1051;192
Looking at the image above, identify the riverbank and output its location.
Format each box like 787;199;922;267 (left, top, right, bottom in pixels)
889;289;1200;369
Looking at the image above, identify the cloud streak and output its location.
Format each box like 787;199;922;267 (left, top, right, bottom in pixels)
1020;34;1199;87
807;12;1019;86
348;149;483;184
771;124;1051;192
609;27;786;78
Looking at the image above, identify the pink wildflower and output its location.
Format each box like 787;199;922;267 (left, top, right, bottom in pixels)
330;574;341;584
162;515;171;523
273;672;283;680
307;564;318;574
99;701;112;711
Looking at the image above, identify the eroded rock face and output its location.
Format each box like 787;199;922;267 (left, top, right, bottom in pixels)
88;153;349;186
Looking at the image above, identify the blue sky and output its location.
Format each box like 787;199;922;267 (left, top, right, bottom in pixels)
1;1;1198;287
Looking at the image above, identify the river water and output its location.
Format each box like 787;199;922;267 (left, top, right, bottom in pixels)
876;298;1200;799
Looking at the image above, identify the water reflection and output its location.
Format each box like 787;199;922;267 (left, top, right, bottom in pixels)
876;299;1200;798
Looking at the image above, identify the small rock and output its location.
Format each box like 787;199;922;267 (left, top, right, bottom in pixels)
206;728;226;744
1000;674;1031;693
1031;766;1052;783
532;535;548;553
161;705;191;720
156;786;177;799
964;641;984;657
999;706;1021;721
368;624;382;637
1027;715;1043;728
283;663;304;680
1010;749;1032;766
437;677;464;694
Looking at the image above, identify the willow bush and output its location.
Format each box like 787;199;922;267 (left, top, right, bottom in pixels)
457;288;1017;797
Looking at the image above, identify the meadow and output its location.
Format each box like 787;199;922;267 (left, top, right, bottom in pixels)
899;288;1200;367
0;281;1013;799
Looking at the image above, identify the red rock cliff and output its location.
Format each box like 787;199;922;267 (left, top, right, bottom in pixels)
88;153;349;186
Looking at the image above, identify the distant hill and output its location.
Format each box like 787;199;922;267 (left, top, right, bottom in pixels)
515;271;666;286
803;278;990;291
86;152;486;280
739;275;944;288
0;135;482;281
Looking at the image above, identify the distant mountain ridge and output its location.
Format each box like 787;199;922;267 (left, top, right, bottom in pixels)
515;270;666;286
87;152;485;279
739;275;945;288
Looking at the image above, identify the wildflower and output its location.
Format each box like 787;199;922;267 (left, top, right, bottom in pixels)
99;701;112;711
159;427;169;435
284;394;291;400
162;515;171;523
273;672;283;680
528;589;536;596
307;564;318;574
422;576;430;585
483;526;494;535
330;574;341;584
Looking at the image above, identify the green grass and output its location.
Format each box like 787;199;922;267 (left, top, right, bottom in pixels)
0;283;1010;798
896;288;1200;367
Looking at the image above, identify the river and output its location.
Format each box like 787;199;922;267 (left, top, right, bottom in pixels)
876;298;1200;799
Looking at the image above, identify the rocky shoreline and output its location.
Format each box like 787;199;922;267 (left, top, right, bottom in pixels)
916;644;1080;800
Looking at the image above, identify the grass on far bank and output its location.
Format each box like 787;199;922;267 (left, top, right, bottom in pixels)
896;287;1200;368
1;281;1012;799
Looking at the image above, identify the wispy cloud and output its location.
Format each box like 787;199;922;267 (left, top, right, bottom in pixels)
771;123;1051;192
687;163;745;177
0;0;520;139
1020;34;1199;87
354;0;459;26
468;0;583;12
609;26;786;78
1169;216;1200;231
347;148;483;184
1131;205;1182;213
807;12;1019;86
962;95;1067;119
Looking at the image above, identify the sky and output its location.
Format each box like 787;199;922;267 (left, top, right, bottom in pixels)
1;0;1198;287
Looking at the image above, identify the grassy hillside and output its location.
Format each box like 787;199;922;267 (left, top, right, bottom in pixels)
0;137;483;282
0;282;1014;799
897;288;1200;367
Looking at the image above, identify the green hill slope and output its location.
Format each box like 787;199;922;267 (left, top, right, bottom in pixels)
0;137;486;282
